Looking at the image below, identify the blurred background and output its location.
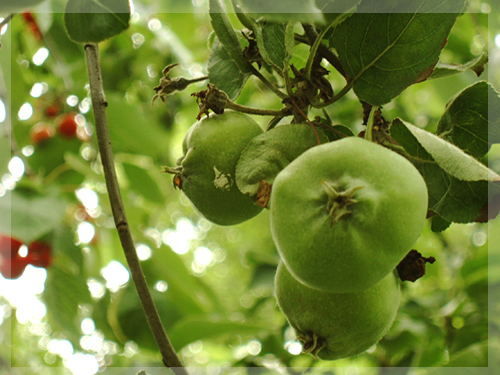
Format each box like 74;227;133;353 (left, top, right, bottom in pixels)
0;0;499;374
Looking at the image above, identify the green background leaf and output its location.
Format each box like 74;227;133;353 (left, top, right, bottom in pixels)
64;0;130;43
0;188;67;243
168;317;270;350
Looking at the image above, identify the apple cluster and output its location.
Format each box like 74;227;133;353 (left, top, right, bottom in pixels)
0;234;52;279
168;111;429;360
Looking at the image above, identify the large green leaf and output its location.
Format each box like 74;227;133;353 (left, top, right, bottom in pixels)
208;37;250;100
64;0;130;44
390;119;500;224
0;188;67;243
436;81;500;159
331;0;464;105
253;22;289;72
209;0;250;74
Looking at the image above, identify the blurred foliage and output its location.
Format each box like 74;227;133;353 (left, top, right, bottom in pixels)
0;0;499;374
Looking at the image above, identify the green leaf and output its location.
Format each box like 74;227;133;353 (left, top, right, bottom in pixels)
236;0;324;23
396;120;498;182
64;0;130;44
121;162;166;203
168;317;270;350
43;264;92;334
430;52;488;80
142;244;224;314
209;0;250;74
253;22;288;72
430;215;451;233
331;0;464;105
436;81;500;159
208;37;250;100
105;93;169;159
0;188;67;243
52;224;85;275
390;119;500;223
236;124;328;198
25;135;82;177
115;283;184;351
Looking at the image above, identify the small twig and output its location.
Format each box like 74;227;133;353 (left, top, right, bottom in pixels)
84;43;187;374
227;100;290;117
250;66;288;99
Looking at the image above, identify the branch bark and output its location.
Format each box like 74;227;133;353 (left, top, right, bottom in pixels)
84;43;187;374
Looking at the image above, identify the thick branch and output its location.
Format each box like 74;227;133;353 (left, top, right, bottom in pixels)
84;43;187;374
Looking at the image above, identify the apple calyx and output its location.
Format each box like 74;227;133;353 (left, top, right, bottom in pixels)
322;181;363;225
298;331;327;361
162;166;183;190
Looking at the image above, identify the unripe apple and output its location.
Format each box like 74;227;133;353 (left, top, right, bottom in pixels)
275;261;401;360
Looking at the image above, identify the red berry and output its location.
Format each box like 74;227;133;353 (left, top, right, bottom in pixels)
27;241;53;268
45;104;60;118
0;254;29;279
56;114;78;138
0;234;23;258
30;123;55;146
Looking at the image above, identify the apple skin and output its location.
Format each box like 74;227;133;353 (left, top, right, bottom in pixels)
275;261;401;361
270;137;428;293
